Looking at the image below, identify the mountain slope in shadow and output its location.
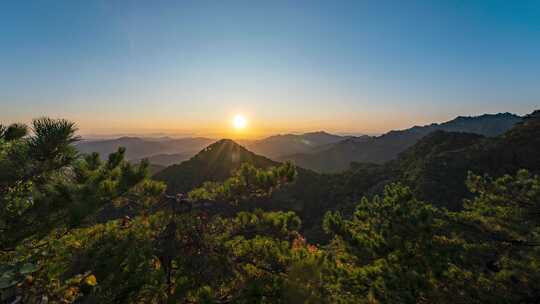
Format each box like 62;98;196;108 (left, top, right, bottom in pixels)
154;139;278;194
241;131;353;159
280;112;522;172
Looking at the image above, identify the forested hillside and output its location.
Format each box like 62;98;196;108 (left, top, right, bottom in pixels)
394;111;540;209
154;139;279;194
241;131;353;159
77;132;354;168
1;111;539;303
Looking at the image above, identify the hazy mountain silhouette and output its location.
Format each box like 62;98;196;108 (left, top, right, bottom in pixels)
154;139;278;194
76;137;215;161
241;131;353;159
77;132;355;167
76;113;521;172
280;113;522;172
390;110;540;209
258;110;539;241
147;163;166;175
133;152;193;167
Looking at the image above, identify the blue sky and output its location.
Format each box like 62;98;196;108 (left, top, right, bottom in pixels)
1;0;539;137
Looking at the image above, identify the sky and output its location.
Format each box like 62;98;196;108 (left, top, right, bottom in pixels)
1;0;539;139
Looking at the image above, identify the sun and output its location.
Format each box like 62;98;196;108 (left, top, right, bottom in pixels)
233;114;247;129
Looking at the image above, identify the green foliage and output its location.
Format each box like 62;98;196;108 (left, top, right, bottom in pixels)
322;172;540;303
53;147;165;227
453;170;540;301
1;118;79;248
323;184;460;303
2;209;317;303
0;117;165;245
1;148;165;248
189;162;297;203
230;210;301;240
1;123;28;141
2;114;540;303
1;128;304;303
155;139;280;194
395;130;486;210
463;169;540;243
393;110;540;210
0;118;78;193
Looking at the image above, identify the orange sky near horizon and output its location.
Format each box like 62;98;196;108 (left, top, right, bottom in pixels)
5;102;536;140
64;110;480;140
2;2;539;140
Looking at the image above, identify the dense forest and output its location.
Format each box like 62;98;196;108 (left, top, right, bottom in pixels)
1;111;540;303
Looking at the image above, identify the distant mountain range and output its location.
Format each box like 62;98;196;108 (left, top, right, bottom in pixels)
76;131;358;167
280;113;522;172
239;131;353;159
390;111;540;210
134;152;193;167
76;137;215;163
76;112;521;173
150;110;539;241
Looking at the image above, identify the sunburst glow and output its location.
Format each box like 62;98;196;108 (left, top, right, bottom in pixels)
233;114;247;129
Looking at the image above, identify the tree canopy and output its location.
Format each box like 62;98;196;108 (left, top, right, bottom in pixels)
1;115;539;303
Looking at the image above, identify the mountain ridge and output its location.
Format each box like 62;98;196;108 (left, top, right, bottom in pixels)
76;137;215;162
154;139;279;194
280;112;522;172
76;112;522;172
